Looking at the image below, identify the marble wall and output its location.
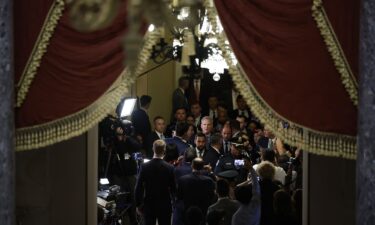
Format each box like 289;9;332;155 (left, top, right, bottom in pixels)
0;0;15;224
357;0;375;224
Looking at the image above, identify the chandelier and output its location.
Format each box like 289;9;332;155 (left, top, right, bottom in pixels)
67;0;231;80
149;7;229;81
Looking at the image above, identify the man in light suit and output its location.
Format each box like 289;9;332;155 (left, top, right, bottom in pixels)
207;179;240;225
135;140;176;225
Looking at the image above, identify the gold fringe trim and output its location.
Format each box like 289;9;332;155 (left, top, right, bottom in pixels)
15;29;162;151
16;0;65;107
312;0;358;106
204;0;357;160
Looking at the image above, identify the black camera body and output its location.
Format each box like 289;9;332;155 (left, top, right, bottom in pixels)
112;119;134;136
101;116;135;147
97;185;131;222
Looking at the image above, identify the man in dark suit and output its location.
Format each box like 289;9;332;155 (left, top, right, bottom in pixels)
207;179;239;225
165;107;187;138
188;71;207;108
172;147;196;225
174;147;196;180
200;116;215;149
177;158;216;220
205;95;219;123
135;140;176;225
236;115;250;135
190;102;203;131
229;119;242;138
194;132;207;159
203;133;223;170
221;125;232;155
165;122;191;155
131;95;152;144
144;116;166;158
172;76;190;114
188;69;233;115
230;95;253;121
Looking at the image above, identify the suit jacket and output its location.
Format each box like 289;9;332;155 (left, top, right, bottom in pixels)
174;161;192;181
207;198;240;225
172;88;189;112
203;146;222;170
187;78;208;108
230;108;253;121
222;140;231;155
144;131;163;159
165;136;191;156
188;70;233;114
135;158;176;213
177;172;216;216
131;109;151;140
195;147;208;159
194;114;203;131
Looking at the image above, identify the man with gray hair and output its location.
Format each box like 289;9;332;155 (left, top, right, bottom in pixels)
135;140;176;225
200;116;214;149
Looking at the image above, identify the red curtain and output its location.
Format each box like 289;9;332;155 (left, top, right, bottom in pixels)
14;0;54;83
15;1;129;128
214;0;357;136
324;0;359;78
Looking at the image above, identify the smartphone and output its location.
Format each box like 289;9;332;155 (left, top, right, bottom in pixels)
234;159;245;169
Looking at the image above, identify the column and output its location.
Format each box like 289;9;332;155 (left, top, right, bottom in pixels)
357;0;375;224
0;0;15;225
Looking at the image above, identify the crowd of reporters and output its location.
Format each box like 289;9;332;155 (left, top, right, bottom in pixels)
98;94;303;225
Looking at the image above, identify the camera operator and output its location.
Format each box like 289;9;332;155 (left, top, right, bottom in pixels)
108;123;142;225
214;135;251;183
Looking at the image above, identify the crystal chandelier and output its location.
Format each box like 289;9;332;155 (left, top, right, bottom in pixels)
149;6;230;81
67;0;231;80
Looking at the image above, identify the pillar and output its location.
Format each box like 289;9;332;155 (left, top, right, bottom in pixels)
357;0;375;224
0;0;15;224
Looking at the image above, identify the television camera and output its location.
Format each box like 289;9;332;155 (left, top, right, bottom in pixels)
97;182;131;225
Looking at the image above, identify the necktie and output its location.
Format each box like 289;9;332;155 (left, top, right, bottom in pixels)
239;110;243;116
225;141;229;153
213;110;216;119
160;134;165;140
